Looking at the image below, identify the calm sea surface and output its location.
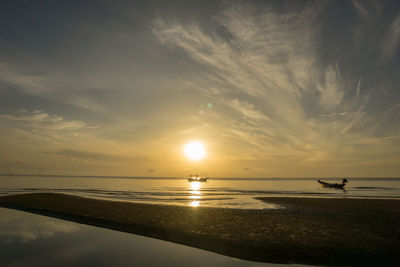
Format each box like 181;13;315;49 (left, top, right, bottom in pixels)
1;176;399;209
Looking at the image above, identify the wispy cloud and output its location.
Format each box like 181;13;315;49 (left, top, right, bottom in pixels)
153;1;399;167
0;60;111;114
228;99;271;122
0;62;56;96
352;0;369;17
0;110;87;130
381;13;400;62
46;149;125;162
317;65;343;109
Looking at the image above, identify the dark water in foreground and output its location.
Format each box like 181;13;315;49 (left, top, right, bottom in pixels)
1;176;399;209
0;208;312;267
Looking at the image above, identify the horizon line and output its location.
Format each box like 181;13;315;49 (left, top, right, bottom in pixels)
0;174;399;179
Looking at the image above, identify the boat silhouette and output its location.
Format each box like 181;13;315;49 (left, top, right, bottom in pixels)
187;174;209;182
317;178;348;189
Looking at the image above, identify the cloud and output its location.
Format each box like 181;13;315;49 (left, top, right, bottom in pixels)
153;3;318;136
0;62;56;96
0;110;93;151
317;65;343;109
153;1;399;166
355;79;361;101
228;99;271;122
153;3;318;140
47;150;124;162
381;14;400;62
352;0;369;17
0;60;110;114
0;110;87;130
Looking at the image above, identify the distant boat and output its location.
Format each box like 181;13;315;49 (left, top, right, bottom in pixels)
317;178;348;189
187;174;209;182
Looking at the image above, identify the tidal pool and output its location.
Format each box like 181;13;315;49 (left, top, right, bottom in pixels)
0;207;314;267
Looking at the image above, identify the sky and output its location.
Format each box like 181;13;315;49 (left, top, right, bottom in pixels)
0;0;399;178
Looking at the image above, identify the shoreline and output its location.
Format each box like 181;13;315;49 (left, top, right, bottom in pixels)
1;193;399;266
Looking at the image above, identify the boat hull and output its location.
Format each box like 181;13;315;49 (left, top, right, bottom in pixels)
317;180;346;189
187;177;208;182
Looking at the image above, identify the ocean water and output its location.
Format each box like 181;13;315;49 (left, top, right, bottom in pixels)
1;176;399;209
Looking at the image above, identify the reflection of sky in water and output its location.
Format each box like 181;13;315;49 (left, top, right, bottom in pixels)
0;208;316;267
0;209;78;243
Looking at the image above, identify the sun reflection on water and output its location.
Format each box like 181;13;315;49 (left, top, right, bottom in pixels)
190;181;201;191
189;181;202;207
189;201;200;207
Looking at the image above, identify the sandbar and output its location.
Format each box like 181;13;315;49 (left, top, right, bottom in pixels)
0;193;399;266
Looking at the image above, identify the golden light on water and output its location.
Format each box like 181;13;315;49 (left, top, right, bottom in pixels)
190;181;201;191
189;201;200;207
184;141;205;161
189;181;202;207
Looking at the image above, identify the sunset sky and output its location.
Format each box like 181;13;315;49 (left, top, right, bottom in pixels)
0;0;399;178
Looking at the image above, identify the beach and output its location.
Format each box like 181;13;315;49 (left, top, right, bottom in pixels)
0;193;399;266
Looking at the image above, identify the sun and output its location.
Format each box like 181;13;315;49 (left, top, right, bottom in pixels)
184;141;206;161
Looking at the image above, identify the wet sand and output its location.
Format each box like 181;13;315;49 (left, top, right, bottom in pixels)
1;193;399;266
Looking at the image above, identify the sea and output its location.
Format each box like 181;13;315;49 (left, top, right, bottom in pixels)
1;175;399;209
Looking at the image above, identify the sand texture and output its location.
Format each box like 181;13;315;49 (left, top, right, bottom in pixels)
1;193;399;266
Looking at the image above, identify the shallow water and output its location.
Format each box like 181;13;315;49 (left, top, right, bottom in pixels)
0;208;313;267
1;176;399;209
